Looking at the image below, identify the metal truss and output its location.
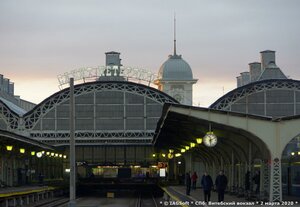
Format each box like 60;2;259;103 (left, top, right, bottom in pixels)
262;160;270;199
30;131;155;139
23;81;177;130
0;100;19;130
37;137;153;146
57;66;158;89
270;158;281;202
210;79;300;110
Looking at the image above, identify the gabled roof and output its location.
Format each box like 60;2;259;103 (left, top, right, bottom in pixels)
0;97;27;116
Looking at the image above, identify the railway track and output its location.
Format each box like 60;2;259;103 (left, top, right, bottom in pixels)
136;193;158;207
31;197;69;207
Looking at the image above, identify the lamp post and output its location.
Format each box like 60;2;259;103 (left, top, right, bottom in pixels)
69;78;76;207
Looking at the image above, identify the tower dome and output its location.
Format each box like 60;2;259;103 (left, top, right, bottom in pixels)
155;16;197;105
158;54;193;80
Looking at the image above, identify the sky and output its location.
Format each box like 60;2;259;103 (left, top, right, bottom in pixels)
1;0;300;107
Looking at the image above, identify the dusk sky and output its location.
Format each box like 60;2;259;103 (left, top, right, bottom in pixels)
1;0;300;106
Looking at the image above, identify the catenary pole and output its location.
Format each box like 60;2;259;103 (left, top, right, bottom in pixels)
69;78;76;207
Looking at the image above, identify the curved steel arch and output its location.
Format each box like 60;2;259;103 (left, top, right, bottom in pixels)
210;79;300;110
23;81;178;130
0;100;19;130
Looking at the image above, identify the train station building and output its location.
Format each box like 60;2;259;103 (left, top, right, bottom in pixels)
0;47;300;203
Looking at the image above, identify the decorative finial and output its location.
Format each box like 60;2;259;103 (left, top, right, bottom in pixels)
173;13;177;56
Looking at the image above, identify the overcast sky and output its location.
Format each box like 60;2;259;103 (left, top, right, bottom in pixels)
1;0;300;106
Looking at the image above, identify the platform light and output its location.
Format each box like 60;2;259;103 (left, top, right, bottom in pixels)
31;151;36;156
134;165;140;168
63;155;67;159
51;152;55;156
46;152;50;156
161;153;166;158
65;169;70;173
175;153;181;157
152;153;156;158
59;154;62;158
36;152;43;158
178;161;181;165
196;138;203;144
185;146;190;150
20;148;25;154
41;151;45;154
169;149;174;153
190;142;196;148
6;145;13;151
298;151;300;155
151;165;157;168
181;148;186;153
55;153;58;157
291;152;295;156
167;153;174;159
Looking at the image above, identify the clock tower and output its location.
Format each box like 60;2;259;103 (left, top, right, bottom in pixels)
155;17;197;105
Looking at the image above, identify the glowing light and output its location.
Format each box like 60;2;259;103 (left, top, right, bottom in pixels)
31;151;36;156
134;165;140;168
178;161;181;164
65;169;70;173
51;152;54;156
59;154;62;158
181;149;186;153
63;155;67;159
6;146;13;151
190;142;196;148
161;153;166;158
291;152;295;156
152;153;156;157
169;149;174;153
196;138;203;144
185;146;190;150
55;153;58;157
46;152;50;156
41;151;45;154
175;153;181;157
168;153;174;159
20;148;25;154
298;151;300;155
36;152;43;158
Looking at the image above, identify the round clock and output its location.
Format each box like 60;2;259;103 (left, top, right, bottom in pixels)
203;132;217;147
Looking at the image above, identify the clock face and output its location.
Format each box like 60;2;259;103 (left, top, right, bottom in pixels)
203;133;218;147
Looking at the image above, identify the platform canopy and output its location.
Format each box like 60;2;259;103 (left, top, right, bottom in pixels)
153;103;300;202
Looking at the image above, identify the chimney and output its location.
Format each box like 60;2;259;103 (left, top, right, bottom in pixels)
236;76;242;87
260;50;276;71
9;82;14;95
0;74;3;91
105;51;121;67
249;62;262;82
240;72;250;86
3;78;9;93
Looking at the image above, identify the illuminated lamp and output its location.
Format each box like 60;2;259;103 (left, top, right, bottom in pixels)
41;151;45;154
185;146;190;150
46;152;50;156
55;153;58;157
31;151;36;156
6;145;13;151
63;155;67;159
51;152;55;156
196;138;203;144
181;149;186;153
298;151;300;155
161;153;166;158
291;152;295;156
36;152;43;158
152;153;156;158
190;142;196;148
169;149;174;153
175;153;181;157
20;148;25;154
59;154;62;158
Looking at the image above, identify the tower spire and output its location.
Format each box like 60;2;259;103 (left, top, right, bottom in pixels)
173;13;177;56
